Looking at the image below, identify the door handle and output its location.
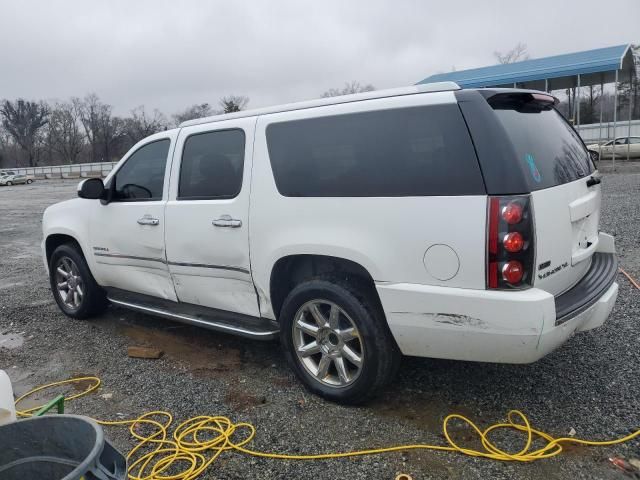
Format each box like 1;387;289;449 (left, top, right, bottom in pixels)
212;214;242;228
137;215;160;226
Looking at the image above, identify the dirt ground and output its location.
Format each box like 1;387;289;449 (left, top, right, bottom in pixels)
1;178;639;479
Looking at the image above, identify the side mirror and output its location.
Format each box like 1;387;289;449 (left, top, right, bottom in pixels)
78;178;105;200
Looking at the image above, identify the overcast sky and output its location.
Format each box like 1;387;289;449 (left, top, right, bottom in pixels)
1;0;638;116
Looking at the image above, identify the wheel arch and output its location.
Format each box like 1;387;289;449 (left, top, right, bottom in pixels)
45;233;87;266
268;254;383;321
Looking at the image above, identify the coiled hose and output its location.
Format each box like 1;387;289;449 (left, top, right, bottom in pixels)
13;268;640;480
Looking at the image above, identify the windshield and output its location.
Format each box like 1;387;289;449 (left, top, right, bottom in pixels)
490;95;593;190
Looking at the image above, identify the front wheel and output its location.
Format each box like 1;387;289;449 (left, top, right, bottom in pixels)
49;243;107;319
6;181;12;186
280;278;400;404
590;150;600;164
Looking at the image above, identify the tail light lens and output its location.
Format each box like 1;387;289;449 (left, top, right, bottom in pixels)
503;232;524;252
487;195;534;289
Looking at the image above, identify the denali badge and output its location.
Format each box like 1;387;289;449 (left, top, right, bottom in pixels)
538;262;569;280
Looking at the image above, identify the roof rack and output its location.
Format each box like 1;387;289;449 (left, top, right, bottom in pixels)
179;81;460;127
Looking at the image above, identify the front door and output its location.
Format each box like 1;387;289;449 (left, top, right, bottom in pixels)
164;118;259;317
89;134;177;301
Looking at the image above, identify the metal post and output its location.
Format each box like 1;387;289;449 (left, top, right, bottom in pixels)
598;81;604;159
613;69;618;170
576;74;581;132
628;68;633;162
545;78;549;92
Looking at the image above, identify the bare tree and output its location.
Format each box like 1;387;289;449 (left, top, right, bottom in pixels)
125;106;168;144
0;99;49;166
48;101;84;164
321;81;375;98
77;94;126;162
173;103;214;124
77;94;106;162
494;42;530;64
219;95;249;113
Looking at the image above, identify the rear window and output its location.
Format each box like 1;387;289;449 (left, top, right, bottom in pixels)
265;104;485;197
489;96;593;190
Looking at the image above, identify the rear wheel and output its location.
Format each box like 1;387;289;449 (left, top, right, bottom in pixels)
49;244;107;319
26;179;33;184
280;278;400;404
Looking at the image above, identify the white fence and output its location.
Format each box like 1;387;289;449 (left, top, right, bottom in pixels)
0;162;117;179
577;120;640;143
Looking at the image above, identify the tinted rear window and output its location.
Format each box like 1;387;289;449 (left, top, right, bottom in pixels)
266;105;485;197
490;97;593;190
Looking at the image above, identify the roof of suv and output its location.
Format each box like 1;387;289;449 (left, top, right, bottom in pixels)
179;81;461;128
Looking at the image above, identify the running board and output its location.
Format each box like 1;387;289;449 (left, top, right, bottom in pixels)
106;288;279;340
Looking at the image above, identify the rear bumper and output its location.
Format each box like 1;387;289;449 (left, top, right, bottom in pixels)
377;235;618;364
554;252;617;324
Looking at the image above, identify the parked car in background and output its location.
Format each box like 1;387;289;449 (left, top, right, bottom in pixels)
42;85;617;403
587;136;640;161
0;174;33;186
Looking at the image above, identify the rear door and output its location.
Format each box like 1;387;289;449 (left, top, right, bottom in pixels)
164;118;259;317
487;94;598;295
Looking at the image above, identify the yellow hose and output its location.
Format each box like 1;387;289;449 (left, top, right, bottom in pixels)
12;269;640;479
13;376;640;479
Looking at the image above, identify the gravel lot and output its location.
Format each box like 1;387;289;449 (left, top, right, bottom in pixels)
1;177;639;480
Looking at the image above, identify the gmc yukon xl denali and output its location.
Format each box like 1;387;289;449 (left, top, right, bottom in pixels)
42;83;618;403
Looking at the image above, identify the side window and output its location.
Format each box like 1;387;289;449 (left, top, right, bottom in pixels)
178;129;245;200
265;105;485;197
630;138;640;145
113;139;170;201
614;138;627;145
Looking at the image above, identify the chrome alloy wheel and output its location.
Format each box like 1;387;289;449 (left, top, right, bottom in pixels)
55;256;84;310
292;300;364;387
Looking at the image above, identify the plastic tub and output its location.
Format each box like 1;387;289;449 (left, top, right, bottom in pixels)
0;370;16;425
0;414;126;480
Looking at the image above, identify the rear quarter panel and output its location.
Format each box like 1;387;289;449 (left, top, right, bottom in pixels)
250;92;487;320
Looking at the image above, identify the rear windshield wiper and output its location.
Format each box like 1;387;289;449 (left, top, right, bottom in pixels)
586;176;601;187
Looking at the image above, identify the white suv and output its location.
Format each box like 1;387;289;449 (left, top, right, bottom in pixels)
42;83;619;403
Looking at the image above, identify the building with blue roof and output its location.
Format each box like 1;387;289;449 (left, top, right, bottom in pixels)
417;44;636;164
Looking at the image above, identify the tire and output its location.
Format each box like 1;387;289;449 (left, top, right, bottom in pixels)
49;243;108;319
26;179;33;184
6;181;12;186
590;150;600;164
280;277;400;404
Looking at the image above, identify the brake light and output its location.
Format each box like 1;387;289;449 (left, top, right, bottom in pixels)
486;196;534;289
502;261;524;284
501;202;523;224
503;232;524;252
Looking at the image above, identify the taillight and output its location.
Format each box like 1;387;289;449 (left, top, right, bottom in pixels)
502;261;524;284
501;202;523;224
486;195;534;289
503;232;524;252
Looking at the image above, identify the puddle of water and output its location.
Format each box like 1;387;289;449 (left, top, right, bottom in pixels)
0;333;24;349
120;323;242;376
